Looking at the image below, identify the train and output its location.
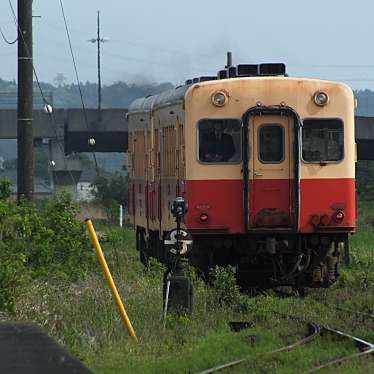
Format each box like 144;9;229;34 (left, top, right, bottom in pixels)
127;61;356;289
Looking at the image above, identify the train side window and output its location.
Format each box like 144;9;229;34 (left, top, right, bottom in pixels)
198;119;241;163
258;124;284;163
302;119;344;162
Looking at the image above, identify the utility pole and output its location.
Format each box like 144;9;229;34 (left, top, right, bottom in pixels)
89;11;109;122
17;0;34;200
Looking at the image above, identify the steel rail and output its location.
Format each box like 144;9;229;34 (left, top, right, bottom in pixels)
323;325;374;349
269;321;320;353
306;325;374;373
281;314;374;372
194;359;247;374
329;305;374;320
306;348;374;373
194;310;374;374
193;320;320;374
306;293;374;320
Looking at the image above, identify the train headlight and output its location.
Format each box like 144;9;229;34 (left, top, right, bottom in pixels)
212;91;228;107
313;91;329;106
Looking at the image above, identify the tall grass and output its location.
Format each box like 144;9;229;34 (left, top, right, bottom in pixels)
341;200;374;290
4;203;374;373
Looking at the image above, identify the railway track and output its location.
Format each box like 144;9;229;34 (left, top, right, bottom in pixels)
194;313;374;374
307;325;374;373
274;288;374;321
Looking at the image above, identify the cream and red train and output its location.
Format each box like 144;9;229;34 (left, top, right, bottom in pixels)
127;63;355;288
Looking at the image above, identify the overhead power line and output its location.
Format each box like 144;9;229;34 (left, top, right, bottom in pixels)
0;25;17;44
41;20;218;62
7;0;80;189
289;64;374;69
8;0;50;108
59;0;99;176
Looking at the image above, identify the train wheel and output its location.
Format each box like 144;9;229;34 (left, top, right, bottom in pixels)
292;287;306;297
140;249;148;267
137;227;148;267
135;226;141;252
293;274;307;297
343;238;350;267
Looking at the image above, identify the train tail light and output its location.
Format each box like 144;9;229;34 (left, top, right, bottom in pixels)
320;214;330;226
333;210;345;223
199;213;209;223
311;214;320;226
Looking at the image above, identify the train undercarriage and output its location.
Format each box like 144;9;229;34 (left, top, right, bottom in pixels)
136;227;349;289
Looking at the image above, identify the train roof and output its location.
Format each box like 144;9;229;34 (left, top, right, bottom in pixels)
128;75;351;114
128;85;190;113
128;62;289;113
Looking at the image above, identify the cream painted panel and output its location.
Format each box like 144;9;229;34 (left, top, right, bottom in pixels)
184;77;355;181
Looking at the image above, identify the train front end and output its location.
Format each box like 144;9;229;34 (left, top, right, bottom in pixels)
183;74;356;288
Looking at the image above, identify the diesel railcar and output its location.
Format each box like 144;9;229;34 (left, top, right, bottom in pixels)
127;63;356;288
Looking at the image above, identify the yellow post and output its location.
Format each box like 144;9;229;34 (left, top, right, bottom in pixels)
85;219;138;342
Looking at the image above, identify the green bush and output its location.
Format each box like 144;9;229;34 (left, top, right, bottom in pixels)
0;254;28;312
0;178;12;199
338;268;374;290
0;190;95;311
210;266;242;309
90;175;128;223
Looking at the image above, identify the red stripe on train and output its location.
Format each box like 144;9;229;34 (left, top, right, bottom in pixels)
185;178;355;234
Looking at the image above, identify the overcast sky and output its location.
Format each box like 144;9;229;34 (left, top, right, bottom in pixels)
1;0;374;89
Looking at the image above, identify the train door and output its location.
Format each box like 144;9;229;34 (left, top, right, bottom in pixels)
128;132;136;227
145;129;151;231
249;114;294;228
154;126;162;233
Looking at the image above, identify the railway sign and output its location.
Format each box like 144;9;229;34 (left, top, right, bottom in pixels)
164;229;193;256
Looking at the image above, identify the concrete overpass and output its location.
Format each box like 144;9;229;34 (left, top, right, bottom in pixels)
0;109;374;194
0;108;127;193
354;116;374;160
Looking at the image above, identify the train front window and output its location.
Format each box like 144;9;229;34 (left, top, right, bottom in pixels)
198;119;241;163
302;119;344;162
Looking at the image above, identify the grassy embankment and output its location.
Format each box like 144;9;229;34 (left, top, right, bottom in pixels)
7;201;374;373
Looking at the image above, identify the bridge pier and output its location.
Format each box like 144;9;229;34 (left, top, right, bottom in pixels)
48;139;82;198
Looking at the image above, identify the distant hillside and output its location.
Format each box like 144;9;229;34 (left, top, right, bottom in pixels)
2;76;374;114
50;81;174;109
0;77;173;109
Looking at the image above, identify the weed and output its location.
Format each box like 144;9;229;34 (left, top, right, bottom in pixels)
208;266;253;313
0;192;95;311
209;266;241;307
2;197;374;373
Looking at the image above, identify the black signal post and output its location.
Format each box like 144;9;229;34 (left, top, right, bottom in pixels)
163;197;193;316
171;197;188;259
17;0;34;200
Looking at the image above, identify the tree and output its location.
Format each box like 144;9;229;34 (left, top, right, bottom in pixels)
0;178;12;200
53;73;67;87
91;174;128;222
